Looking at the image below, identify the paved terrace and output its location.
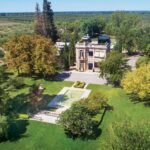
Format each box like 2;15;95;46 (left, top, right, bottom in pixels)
56;71;107;85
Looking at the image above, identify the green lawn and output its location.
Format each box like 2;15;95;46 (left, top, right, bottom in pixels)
87;84;150;148
8;78;73;113
0;83;149;150
10;78;73;98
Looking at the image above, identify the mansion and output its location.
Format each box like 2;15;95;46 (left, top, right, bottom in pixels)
75;35;111;72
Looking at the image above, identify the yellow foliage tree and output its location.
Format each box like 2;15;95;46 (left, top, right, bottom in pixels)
4;35;34;74
4;35;57;77
33;36;57;77
121;64;150;99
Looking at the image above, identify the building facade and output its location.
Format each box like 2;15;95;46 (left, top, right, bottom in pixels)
76;35;110;72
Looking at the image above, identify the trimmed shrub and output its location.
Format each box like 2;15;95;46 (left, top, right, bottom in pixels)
82;92;108;115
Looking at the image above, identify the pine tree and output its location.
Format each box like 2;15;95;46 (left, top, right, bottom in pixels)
62;44;70;70
69;35;76;66
43;0;58;42
35;3;44;35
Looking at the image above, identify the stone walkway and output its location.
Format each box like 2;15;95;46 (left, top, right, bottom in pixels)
31;87;91;124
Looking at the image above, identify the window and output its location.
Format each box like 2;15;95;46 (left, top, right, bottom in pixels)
88;63;93;70
80;50;84;58
89;51;93;56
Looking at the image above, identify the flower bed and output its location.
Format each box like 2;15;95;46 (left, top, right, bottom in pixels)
74;81;86;88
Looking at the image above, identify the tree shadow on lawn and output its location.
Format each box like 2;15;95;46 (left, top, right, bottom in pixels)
53;72;72;81
7;94;29;114
7;119;29;142
0;119;29;143
39;94;56;110
64;127;102;141
129;94;150;107
7;93;56;115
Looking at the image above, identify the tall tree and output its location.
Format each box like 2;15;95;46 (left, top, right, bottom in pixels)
62;44;70;70
43;0;58;42
99;51;130;86
69;34;76;65
34;3;44;35
110;12;140;53
81;19;105;37
135;27;150;56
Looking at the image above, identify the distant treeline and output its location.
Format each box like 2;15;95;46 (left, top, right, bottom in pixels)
0;11;149;23
0;11;150;16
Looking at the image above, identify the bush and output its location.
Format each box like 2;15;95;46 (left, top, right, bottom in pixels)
74;81;85;88
104;121;150;150
58;102;98;138
83;92;108;115
58;92;108;139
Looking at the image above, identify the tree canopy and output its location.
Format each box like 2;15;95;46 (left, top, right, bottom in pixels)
81;18;105;37
4;35;57;77
121;64;150;100
99;51;129;86
108;12;142;53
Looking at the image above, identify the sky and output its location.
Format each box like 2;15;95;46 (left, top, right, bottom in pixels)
0;0;149;12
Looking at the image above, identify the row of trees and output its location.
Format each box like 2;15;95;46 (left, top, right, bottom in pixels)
4;35;57;77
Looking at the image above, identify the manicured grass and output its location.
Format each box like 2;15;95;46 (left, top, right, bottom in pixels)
0;121;99;150
9;77;73;114
10;77;73;98
0;84;149;150
87;84;150;148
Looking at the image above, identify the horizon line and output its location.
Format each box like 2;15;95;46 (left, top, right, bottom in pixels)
0;10;150;13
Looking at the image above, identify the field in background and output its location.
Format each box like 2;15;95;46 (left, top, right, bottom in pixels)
0;11;150;45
